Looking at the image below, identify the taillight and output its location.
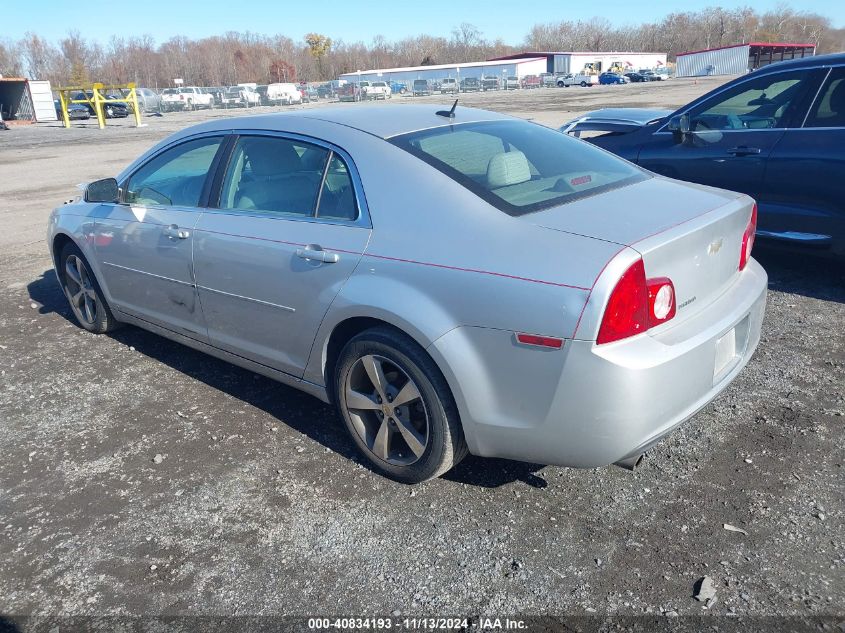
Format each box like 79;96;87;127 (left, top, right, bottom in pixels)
739;203;757;271
597;259;676;345
647;277;676;326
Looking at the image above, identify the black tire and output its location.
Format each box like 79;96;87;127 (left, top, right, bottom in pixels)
334;326;468;483
58;242;120;334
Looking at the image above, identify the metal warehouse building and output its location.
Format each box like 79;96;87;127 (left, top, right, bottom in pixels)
338;57;547;85
490;51;668;75
676;42;816;77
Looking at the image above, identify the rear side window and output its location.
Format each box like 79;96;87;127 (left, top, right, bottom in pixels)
125;136;223;207
389;120;646;216
219;136;358;220
804;67;845;128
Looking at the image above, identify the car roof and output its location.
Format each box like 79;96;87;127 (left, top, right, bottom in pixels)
182;104;515;140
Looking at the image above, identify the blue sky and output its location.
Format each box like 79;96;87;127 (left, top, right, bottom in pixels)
5;0;844;45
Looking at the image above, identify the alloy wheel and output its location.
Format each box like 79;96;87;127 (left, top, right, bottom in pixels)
344;354;429;466
64;255;98;326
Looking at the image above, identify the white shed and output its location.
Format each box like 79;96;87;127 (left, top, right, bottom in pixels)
0;78;57;123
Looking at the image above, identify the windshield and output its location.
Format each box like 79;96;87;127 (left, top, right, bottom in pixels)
390;120;647;216
162;89;177;94
226;88;240;94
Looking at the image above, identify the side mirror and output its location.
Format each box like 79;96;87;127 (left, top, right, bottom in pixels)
668;114;691;142
84;178;119;203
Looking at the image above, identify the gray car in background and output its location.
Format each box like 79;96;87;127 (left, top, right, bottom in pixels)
47;106;766;482
128;87;162;113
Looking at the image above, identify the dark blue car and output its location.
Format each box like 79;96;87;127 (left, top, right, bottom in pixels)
598;72;628;85
562;53;845;258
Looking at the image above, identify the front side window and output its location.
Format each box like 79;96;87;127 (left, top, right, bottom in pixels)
688;71;810;131
219;136;357;220
804;67;845;128
125;136;223;207
390;120;646;216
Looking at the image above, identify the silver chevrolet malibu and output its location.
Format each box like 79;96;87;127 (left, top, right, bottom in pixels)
48;105;767;482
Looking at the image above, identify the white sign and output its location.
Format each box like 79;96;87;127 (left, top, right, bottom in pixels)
174;78;183;85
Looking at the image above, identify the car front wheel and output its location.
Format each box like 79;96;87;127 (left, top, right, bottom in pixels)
335;327;467;483
59;243;120;334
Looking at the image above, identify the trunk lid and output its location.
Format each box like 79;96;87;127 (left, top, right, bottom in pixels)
526;176;754;327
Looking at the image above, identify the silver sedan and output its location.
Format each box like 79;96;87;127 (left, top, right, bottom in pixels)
48;105;767;482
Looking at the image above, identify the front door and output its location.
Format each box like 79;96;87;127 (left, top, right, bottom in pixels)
192;134;371;377
94;135;226;338
638;68;818;201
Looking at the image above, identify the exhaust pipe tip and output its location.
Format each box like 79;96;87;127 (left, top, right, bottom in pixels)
614;453;644;471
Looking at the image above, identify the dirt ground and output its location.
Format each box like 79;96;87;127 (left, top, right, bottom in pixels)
0;77;843;627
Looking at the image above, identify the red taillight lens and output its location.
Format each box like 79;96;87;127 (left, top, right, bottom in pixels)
739;203;757;271
597;259;677;345
597;259;649;344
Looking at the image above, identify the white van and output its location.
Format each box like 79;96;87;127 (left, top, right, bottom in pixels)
265;83;303;105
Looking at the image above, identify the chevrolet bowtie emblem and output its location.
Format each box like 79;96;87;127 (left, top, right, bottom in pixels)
708;238;724;255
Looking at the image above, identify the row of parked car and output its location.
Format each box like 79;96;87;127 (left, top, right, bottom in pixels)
156;83;324;112
335;68;671;101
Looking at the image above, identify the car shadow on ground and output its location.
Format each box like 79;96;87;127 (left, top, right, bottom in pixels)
755;245;845;304
0;616;21;633
27;270;546;488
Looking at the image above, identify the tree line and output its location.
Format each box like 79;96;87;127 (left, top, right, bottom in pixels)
0;6;841;88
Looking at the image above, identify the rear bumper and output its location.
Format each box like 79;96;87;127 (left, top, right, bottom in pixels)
429;259;767;468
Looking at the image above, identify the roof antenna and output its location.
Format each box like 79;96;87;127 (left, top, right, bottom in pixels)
436;99;458;119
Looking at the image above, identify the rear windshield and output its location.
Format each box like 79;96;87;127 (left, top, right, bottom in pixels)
389;120;647;216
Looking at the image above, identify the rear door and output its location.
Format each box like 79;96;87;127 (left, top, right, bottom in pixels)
760;65;845;252
193;133;371;378
94;134;227;338
637;68;819;200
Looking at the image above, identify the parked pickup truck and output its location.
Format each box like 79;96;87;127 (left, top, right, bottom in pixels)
363;81;391;100
521;75;541;89
260;83;302;105
412;79;432;96
481;77;500;91
337;83;363;102
439;78;459;94
159;88;182;112
558;73;598;87
175;86;214;110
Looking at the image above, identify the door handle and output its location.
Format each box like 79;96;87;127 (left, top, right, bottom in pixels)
296;244;339;264
726;146;761;156
163;224;190;239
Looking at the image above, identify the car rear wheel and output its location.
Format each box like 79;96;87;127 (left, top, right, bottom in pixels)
335;327;467;483
580;81;587;87
59;243;120;334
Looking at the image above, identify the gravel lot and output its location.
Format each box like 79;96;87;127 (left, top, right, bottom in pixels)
0;77;843;627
